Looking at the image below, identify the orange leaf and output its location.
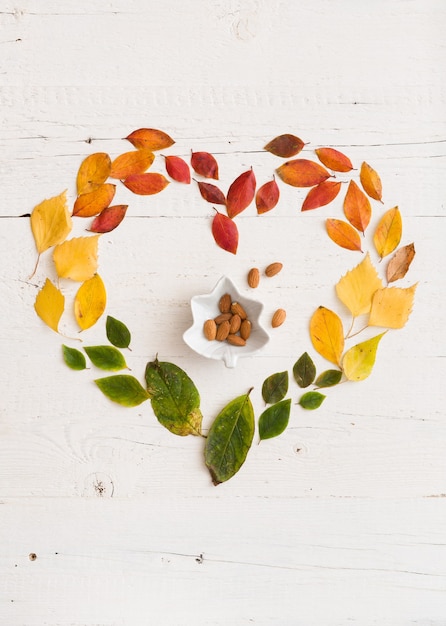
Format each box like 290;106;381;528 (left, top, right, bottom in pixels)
76;152;111;195
360;161;383;202
326;219;363;252
276;159;331;188
122;173;169;195
256;178;280;214
315;147;353;172
301;180;341;211
264;134;305;158
73;184;116;218
191;151;219;179
89;205;128;233
373;207;402;259
110;149;154;179
165;155;191;184
386;243;416;283
125;128;174;151
226;169;256;218
310;306;344;367
195;181;226;205
212;211;238;254
343;180;371;234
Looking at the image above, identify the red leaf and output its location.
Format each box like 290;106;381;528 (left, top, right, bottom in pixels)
89;205;128;233
191;151;219;179
264;134;305;158
315;147;353;172
125;128;174;151
212;211;238;254
276;159;331;187
256;178;280;214
165;155;191;184
301;181;342;211
196;181;226;205
122;173;169;195
226;169;256;218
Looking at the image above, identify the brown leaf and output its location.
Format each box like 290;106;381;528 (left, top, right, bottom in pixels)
326;218;363;252
386;243;416;283
212;211;238;254
76;153;111;196
191;151;219;179
195;181;226;205
315;147;353;172
360;161;383;202
301;181;341;211
122;173;169;195
256;178;280;214
226;169;256;218
264;134;305;158
165;155;191;184
125;128;175;151
89;205;128;233
276;159;331;188
343;180;371;233
72;184;116;218
110;149;154;179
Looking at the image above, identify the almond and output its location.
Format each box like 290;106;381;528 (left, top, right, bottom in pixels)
230;301;247;319
229;313;241;334
271;308;286;328
265;262;283;277
240;319;252;340
214;312;232;324
219;293;232;313
216;320;230;341
203;319;217;341
247;267;260;288
227;334;246;346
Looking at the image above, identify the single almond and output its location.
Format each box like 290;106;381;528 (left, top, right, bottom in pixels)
203;319;217;341
230;301;247;319
265;262;283;277
219;293;232;313
227;334;246;346
240;319;252;340
271;308;286;328
247;267;260;288
214;312;232;324
216;320;230;341
229;313;241;334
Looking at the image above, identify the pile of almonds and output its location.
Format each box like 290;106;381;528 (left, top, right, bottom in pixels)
203;293;252;346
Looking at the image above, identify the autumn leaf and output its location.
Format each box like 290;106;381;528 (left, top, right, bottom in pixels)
335;253;384;317
195;181;226;205
310;306;344;367
226;169;256;218
261;371;289;404
369;284;417;329
212;211;238;254
72;184;116;218
122;172;169;195
276;159;331;188
110;149;154;179
34;278;65;333
301;180;341;211
191;151;219;179
74;274;107;330
314;369;342;388
125;128;175;151
88;205;128;234
360;161;383;202
342;333;386;381
53;235;100;281
315;147;353;172
326;218;363;252
343;180;371;234
164;155;191;184
374;207;402;259
264;134;305;158
256;178;280;214
95;375;149;407
84;346;127;371
386;243;416;283
76;152;111;196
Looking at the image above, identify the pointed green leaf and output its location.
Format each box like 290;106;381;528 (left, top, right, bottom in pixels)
342;332;387;381
314;369;342;388
205;390;254;485
259;398;291;441
262;371;289;404
84;345;128;371
62;344;87;370
299;391;326;410
144;358;202;436
95;375;149;407
106;315;131;349
293;352;316;388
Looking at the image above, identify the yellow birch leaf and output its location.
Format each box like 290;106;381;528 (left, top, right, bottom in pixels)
335;253;384;317
53;235;100;282
34;278;65;333
74;274;107;330
342;332;387;381
310;306;344;367
76;152;111;195
30;190;72;254
373;207;402;259
369;284;417;329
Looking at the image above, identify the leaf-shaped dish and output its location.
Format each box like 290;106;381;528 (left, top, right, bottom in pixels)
183;275;270;368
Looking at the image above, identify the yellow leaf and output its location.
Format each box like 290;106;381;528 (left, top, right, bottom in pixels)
373;207;402;259
335;253;384;317
342;333;386;381
30;190;72;254
34;278;65;333
74;274;107;330
76;152;111;195
53;235;100;281
360;161;383;202
310;306;344;366
369;284;417;329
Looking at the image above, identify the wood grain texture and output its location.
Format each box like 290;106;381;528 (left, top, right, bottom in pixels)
1;1;445;624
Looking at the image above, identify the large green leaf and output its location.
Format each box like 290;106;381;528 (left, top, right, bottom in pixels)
205;390;254;485
259;398;291;441
95;375;149;407
144;358;202;436
261;371;289;404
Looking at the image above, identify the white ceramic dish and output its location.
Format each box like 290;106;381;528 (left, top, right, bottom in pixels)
183;275;270;368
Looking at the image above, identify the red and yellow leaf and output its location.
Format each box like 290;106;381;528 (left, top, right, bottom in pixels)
122;173;169;195
110;149;154;179
315;147;353;172
326;219;363;252
125;128;175;151
76;152;111;195
74;273;107;330
89;205;128;233
360;161;383;202
343;179;371;233
34;278;65;333
256;178;280;214
196;181;226;205
264;134;305;158
276;159;331;188
301;180;341;211
310;306;344;367
72;184;116;218
373;206;402;259
165;155;191;184
369;284;417;329
226;169;256;218
191;151;219;179
386;243;416;283
212;211;238;254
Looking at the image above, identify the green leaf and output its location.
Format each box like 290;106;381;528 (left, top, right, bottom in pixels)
144;358;202;436
342;332;386;381
258;398;291;441
314;369;342;388
262;370;289;404
106;315;131;349
293;352;316;388
204;390;255;485
299;391;326;410
62;344;87;370
95;375;149;407
84;345;128;371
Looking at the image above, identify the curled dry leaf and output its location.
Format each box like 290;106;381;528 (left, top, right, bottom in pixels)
34;278;65;333
310;306;344;367
110;149;154;179
53;235;100;281
343;180;371;234
76;152;111;196
315;147;353;172
360;161;383;202
301;180;341;211
342;333;386;381
191;151;219;179
226;169;256;218
125;128;175;151
335;253;384;317
164;155;191;184
369;284;417;329
122;172;169;195
373;207;402;259
89;205;128;234
212;211;238;254
264;134;305;158
326;218;363;252
195;181;226;205
255;178;280;214
276;159;331;188
74;273;107;330
72;184;116;218
386;243;416;283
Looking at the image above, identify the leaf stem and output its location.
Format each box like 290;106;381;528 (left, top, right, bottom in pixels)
347;324;369;339
28;253;41;279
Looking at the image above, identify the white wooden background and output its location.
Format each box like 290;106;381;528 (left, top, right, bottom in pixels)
1;1;445;624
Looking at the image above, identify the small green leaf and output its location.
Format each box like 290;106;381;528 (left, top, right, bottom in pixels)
106;315;131;349
84;345;128;371
299;391;326;410
314;369;342;388
293;352;316;388
205;390;254;485
62;344;87;370
95;375;149;407
259;398;291;441
144;358;202;436
262;370;289;404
